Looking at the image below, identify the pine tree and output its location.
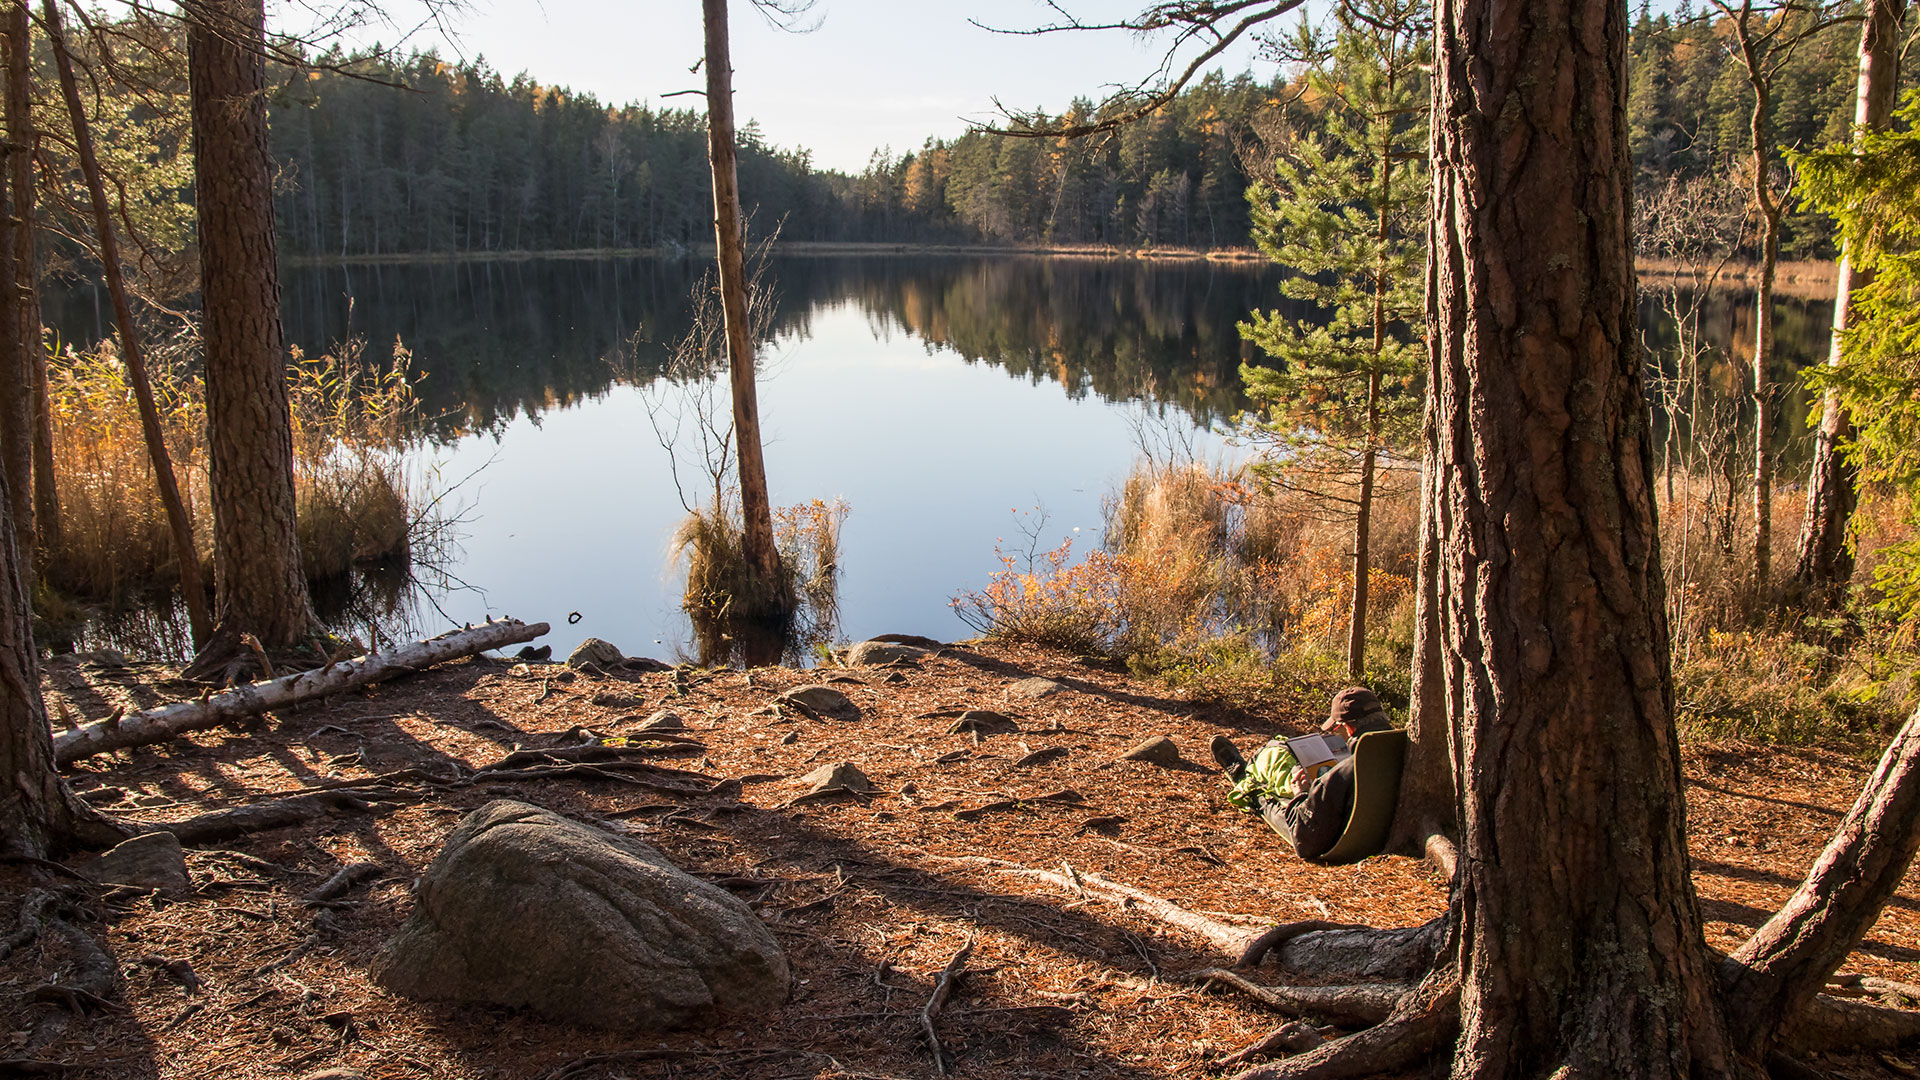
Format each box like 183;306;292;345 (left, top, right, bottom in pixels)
1237;0;1429;677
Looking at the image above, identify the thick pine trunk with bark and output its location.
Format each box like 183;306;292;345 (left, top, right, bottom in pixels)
1794;0;1906;594
702;0;782;599
189;0;316;652
6;2;54;562
0;469;118;856
1426;1;1740;1075
0;142;24;566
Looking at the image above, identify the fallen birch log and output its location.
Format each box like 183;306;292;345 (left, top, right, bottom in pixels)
54;619;548;766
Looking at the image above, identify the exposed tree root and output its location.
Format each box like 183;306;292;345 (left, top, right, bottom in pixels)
0;889;57;963
1217;1021;1326;1067
920;935;973;1075
1266;920;1445;982
25;913;119;1053
1187;967;1411;1026
926;854;1258;955
150;790;390;846
1237;921;1369;967
1784;991;1920;1053
1226;977;1460;1080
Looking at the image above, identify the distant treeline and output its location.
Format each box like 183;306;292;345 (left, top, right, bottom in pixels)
267;7;1918;259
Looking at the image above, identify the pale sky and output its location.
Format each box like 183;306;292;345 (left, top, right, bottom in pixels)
275;0;1288;173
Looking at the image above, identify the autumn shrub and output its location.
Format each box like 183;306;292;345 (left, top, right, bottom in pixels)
41;332;428;609
954;458;1420;709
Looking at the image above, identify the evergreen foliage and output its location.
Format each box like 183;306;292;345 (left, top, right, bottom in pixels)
1794;88;1920;625
1236;3;1427;469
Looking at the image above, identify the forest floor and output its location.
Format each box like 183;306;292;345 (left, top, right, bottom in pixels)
6;640;1917;1080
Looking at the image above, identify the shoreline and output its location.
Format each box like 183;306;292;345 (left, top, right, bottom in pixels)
281;242;1271;268
284;243;1840;297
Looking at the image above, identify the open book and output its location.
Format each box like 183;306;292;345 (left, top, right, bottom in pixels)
1285;732;1351;780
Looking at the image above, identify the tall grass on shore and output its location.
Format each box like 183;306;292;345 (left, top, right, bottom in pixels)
959;456;1917;744
40;332;427;615
670;494;847;666
954;458;1420;709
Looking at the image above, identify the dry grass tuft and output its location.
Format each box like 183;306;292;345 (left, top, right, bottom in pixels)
41;332;427;610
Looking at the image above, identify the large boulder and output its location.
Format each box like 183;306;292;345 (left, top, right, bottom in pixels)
372;801;788;1029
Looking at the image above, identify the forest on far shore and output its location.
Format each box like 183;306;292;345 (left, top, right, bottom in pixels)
265;5;1920;259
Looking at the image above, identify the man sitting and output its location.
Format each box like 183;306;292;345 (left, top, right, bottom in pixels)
1210;686;1395;861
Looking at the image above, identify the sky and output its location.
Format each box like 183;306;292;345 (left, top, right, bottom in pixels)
276;0;1289;173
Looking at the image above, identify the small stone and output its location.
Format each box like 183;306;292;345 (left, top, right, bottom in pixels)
1006;677;1067;700
637;710;687;732
591;691;647;708
842;640;931;667
77;832;190;895
779;731;799;745
513;645;552;662
622;657;673;673
296;1070;366;1080
777;685;861;722
1120;736;1183;767
568;638;625;669
798;762;875;797
946;710;1019;737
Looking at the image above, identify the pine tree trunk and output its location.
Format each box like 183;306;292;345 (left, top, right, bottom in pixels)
0;465;61;857
0;141;24;567
702;0;782;597
0;462;120;856
45;0;212;646
189;0;316;653
6;2;53;564
1426;1;1741;1074
1794;0;1905;595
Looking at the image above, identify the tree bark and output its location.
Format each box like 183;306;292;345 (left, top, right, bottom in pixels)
1426;1;1741;1075
1793;0;1906;595
702;0;782;602
0;117;24;569
54;619;548;764
188;0;315;654
44;0;212;646
0;453;121;856
6;2;53;564
1721;702;1920;1044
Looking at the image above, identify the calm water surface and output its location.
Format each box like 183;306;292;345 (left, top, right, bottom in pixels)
287;255;1280;659
49;255;1836;661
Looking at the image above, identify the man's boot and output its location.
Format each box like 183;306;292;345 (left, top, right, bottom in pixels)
1210;735;1248;783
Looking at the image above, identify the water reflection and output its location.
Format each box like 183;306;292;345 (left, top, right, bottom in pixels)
40;255;1836;662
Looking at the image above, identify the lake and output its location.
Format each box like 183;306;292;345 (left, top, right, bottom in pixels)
47;254;1836;662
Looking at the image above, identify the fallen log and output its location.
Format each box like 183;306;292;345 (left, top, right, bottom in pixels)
54;620;549;766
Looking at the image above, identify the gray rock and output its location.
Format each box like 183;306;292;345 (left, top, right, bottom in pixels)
622;657;673;673
77;832;190;895
1120;735;1183;767
842;640;931;667
567;637;625;669
778;685;861;722
1006;677;1067;700
867;633;945;650
636;710;687;732
591;690;647;708
945;710;1020;737
798;762;875;797
373;801;788;1030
